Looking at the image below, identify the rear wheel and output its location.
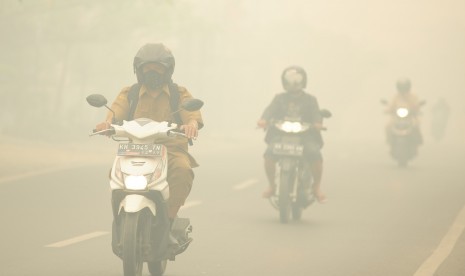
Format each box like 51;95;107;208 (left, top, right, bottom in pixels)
279;171;291;223
122;212;144;276
398;159;408;168
148;260;167;276
292;203;302;220
395;143;409;168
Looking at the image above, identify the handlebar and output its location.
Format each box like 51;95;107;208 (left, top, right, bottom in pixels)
89;128;115;137
168;130;194;145
90;124;195;145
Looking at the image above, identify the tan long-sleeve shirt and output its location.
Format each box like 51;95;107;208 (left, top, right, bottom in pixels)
106;83;204;166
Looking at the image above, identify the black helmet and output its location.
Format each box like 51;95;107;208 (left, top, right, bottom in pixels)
396;78;411;94
133;43;175;84
281;66;307;92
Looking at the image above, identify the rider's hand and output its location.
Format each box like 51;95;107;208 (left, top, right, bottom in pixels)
95;121;112;136
313;123;327;131
257;119;267;129
180;120;198;139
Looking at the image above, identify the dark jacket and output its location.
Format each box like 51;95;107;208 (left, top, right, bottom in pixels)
261;91;323;145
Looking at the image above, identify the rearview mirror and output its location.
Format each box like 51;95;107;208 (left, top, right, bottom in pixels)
86;94;108;108
181;99;204;112
320;109;332;118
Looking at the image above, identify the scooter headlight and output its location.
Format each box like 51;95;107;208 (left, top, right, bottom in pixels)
124;175;148;190
396;108;409;118
277;121;303;133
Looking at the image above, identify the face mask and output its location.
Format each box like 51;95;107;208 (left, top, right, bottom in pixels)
143;70;165;90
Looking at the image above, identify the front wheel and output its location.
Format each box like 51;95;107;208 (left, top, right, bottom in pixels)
148;260;167;276
279;171;292;223
122;212;144;276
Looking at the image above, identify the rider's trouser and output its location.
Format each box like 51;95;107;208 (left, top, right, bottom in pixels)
166;151;194;218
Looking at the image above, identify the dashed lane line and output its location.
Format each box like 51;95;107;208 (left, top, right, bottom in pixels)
233;178;258;190
45;200;202;248
0;164;97;185
45;231;109;248
180;200;203;210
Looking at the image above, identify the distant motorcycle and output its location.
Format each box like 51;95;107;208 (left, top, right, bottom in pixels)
382;100;425;167
268;110;331;223
86;94;203;276
431;98;450;142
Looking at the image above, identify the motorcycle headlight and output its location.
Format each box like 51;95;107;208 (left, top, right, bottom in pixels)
124;175;148;190
278;122;303;133
396;108;409;118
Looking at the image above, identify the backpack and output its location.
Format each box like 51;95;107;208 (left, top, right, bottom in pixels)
127;83;183;125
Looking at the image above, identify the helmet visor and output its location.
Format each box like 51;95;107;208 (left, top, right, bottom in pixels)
284;69;304;91
284;69;303;84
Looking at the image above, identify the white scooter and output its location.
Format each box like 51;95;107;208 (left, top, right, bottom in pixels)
86;94;203;276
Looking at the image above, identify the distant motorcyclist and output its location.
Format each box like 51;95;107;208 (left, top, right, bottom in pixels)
431;97;450;142
95;43;204;220
257;66;326;203
386;78;423;145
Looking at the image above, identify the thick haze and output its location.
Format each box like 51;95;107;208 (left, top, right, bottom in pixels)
1;0;464;144
1;2;465;275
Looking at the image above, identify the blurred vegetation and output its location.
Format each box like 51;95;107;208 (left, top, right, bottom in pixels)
2;0;463;143
0;0;221;138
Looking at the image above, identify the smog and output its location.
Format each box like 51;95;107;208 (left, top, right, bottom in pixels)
1;1;464;275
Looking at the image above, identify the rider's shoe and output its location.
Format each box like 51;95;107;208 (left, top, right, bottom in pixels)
314;190;327;204
262;186;275;198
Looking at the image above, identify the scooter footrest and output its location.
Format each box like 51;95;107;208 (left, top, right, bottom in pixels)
167;238;193;261
171;217;192;241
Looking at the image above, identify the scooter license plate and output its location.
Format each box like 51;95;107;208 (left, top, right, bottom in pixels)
272;143;304;156
117;143;163;157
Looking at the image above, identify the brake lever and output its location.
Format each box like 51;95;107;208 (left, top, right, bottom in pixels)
89;128;115;137
168;130;194;146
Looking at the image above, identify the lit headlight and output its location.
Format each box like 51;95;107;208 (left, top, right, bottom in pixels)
124;175;148;190
396;108;409;118
277;121;303;133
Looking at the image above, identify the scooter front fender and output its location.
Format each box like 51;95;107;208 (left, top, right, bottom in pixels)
118;194;156;216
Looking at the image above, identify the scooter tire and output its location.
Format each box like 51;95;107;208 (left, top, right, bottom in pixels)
122;212;144;276
148;260;167;276
292;203;302;221
279;171;291;224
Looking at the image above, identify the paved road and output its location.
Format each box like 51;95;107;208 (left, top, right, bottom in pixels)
0;138;464;276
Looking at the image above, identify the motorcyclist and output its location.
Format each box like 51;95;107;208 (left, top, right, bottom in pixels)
386;78;423;145
431;97;450;142
95;43;203;220
257;66;326;203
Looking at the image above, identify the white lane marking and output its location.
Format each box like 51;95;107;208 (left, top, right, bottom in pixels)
233;178;258;190
413;204;465;276
0;165;79;185
45;231;109;248
180;200;202;210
